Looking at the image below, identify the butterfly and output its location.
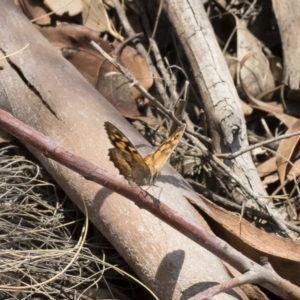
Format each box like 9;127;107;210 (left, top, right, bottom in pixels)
104;122;185;185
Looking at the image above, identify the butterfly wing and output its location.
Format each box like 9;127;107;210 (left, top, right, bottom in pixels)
104;122;152;185
144;124;185;181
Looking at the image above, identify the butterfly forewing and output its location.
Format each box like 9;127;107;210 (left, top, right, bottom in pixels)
144;124;186;174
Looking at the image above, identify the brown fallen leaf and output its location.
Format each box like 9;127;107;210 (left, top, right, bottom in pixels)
240;98;253;116
240;52;298;128
250;138;278;189
81;0;122;40
16;0;50;25
276;119;300;184
261;173;279;188
40;24;156;124
96;41;155;124
39;23;111;86
237;19;275;101
257;156;277;178
114;43;153;101
44;0;83;16
188;195;300;286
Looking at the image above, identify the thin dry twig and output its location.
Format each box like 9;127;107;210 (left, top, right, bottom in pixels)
90;41;180;124
217;130;300;159
90;40;293;238
112;0;172;107
0;110;299;299
188;179;300;234
132;0;180;107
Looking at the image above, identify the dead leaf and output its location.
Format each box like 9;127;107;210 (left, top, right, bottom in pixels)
44;0;83;16
261;173;279;188
240;98;253;116
188;195;300;286
237;19;275;101
40;25;155;124
16;0;50;25
81;0;122;40
240;52;298;128
276;119;300;184
39;24;111;86
115;43;153;100
96;42;155;124
0;129;14;143
257;156;277;178
256;154;279;188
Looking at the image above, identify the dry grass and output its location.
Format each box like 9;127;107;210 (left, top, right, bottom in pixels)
0;143;154;300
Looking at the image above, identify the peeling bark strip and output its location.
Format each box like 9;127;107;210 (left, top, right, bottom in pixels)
162;0;267;200
161;0;293;236
0;106;300;299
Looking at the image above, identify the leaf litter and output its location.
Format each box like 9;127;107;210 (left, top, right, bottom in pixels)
7;0;300;297
0;144;154;299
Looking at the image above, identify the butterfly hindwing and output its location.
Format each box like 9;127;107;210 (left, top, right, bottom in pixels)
104;122;152;185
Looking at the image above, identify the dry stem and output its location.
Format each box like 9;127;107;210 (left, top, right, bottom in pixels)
0;109;299;299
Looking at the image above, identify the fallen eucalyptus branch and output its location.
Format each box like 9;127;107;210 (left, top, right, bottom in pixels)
0;109;299;299
90;40;292;238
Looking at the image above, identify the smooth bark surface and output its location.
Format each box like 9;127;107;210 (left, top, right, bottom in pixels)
0;2;246;299
163;0;267;205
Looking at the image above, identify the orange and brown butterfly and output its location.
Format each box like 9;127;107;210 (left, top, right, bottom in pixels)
104;122;186;185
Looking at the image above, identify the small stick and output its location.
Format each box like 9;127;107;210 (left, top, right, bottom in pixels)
0;108;299;299
90;41;293;238
217;130;300;159
111;0;171;107
91;40;182;126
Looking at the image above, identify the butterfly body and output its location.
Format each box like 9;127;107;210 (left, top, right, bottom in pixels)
104;122;185;185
